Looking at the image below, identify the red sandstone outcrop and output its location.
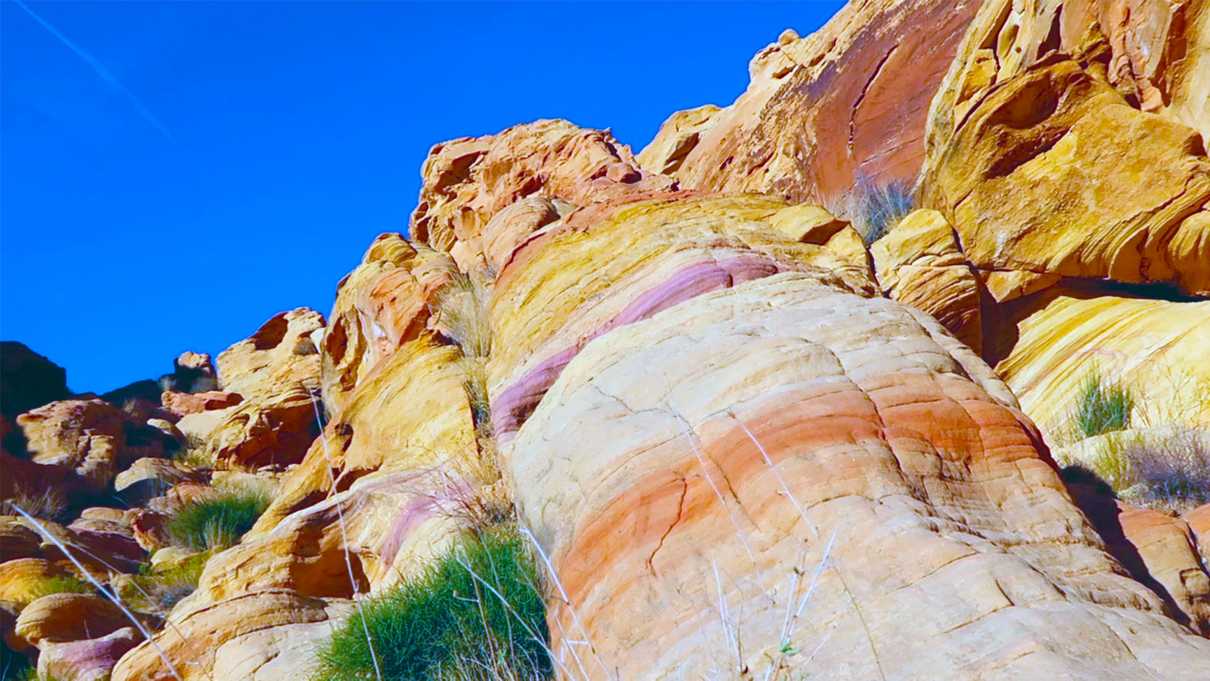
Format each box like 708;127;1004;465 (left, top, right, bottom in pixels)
639;0;982;206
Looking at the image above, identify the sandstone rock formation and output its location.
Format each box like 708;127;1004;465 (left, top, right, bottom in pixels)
994;291;1210;442
13;593;136;648
161;390;242;418
639;0;982;205
919;0;1210;298
488;165;1210;677
16;399;142;492
870;208;982;351
8;2;1210;679
36;626;140;681
196;308;326;470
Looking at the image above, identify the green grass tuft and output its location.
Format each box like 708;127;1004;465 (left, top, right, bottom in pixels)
313;524;553;681
27;573;92;601
122;551;210;614
1073;369;1134;439
166;488;270;551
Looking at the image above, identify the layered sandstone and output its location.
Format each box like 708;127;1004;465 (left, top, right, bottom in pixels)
919;0;1210;297
639;0;981;205
994;291;1210;442
870;209;982;351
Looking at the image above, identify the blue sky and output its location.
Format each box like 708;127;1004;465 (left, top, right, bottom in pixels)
2;1;843;394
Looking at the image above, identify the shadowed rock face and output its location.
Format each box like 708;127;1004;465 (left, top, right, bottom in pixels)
0;342;69;418
639;0;982;206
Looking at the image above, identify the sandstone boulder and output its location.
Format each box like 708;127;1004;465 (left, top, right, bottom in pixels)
186;309;327;471
115;457;208;505
111;591;343;681
204;385;317;470
870;208;982;351
320;234;459;415
1186;504;1210;565
410;119;676;260
0;559;76;609
37;626;140;681
994;291;1210;443
920;0;1210;296
13;593;133;648
217;308;324;398
1117;505;1210;635
506;273;1210;679
0;517;42;563
166;351;218;393
161;390;242;418
16;399;128;491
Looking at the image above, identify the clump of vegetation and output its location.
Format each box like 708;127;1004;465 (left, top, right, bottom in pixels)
173;432;214;470
430;271;493;359
1073;369;1134;439
1085;433;1135;492
122;551;210;614
2;485;69;523
1110;428;1210;513
27;573;92;602
841;175;915;245
313;524;553;681
166;487;270;551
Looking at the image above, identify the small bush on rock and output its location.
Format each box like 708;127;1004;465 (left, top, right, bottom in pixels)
313;524;553;681
1097;428;1210;513
123;551;210;614
1073;369;1134;439
840;175;915;245
166;488;269;551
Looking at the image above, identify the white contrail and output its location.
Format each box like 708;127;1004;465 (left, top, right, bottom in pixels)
13;0;173;139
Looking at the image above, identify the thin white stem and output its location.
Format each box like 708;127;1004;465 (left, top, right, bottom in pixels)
453;553;578;681
711;560;742;674
731;412;819;540
310;393;382;681
673;415;757;563
518;526;610;679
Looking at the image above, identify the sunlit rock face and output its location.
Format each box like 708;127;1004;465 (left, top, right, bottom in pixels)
498;223;1210;679
919;0;1210;298
639;0;982;206
88;2;1210;679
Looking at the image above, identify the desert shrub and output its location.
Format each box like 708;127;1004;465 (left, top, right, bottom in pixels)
842;175;914;245
2;486;68;523
1087;434;1134;492
173;432;214;469
1114;428;1210;513
166;488;269;551
313;524;553;681
1073;369;1134;439
123;551;210;614
430;271;493;359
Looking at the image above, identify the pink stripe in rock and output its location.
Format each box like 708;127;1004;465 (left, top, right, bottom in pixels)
492;255;781;440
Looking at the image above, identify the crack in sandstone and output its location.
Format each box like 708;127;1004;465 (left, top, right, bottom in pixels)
646;476;689;577
848;44;901;161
